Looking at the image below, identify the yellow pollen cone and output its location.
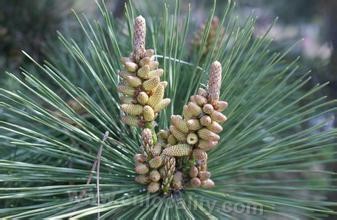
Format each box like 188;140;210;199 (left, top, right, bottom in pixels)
149;170;161;182
125;75;142;87
137;65;151;79
171;115;189;133
153;98;171;112
187;119;202;130
189;166;199;178
187;133;198;145
136;92;149;105
147;182;160;193
125;61;138;72
117;85;135;96
200;115;212;127
121;104;143;115
143;105;155;121
121;115;140;127
143;76;160;91
162;144;192;157
203;104;214;115
135;175;150;184
149;156;163;169
210;111;227;123
135;163;149;174
147;84;164;107
169;125;187;142
198;128;220;141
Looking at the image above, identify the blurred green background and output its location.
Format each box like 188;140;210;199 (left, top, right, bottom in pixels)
1;0;336;102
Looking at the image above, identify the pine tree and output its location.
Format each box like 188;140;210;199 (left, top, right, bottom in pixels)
0;1;336;219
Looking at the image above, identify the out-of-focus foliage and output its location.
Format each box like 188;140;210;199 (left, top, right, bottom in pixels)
0;0;73;73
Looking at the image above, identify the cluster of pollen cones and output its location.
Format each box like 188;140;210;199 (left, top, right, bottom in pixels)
118;16;228;195
118;16;170;128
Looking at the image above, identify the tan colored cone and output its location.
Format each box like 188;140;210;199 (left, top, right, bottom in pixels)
125;75;142;87
172;171;183;190
183;105;193;120
215;100;228;112
151;143;162;156
195;95;207;106
193;149;207;161
203;104;214;115
134;154;147;163
197;88;208;97
210;111;227;123
187;119;202;130
167;134;177;145
120;96;135;104
162;144;192;157
207;121;223;133
135;163;149;174
135;175;150;184
146;49;154;57
198;128;220;141
121;104;143;116
118;70;132;79
148;182;160;193
201;179;215;189
158;129;170;140
133;16;146;61
188;102;203;116
149;60;159;70
143;105;155;121
171;115;189;133
199;171;211;181
137;92;149;105
149;170;161;182
200;115;212;127
189;166;199;178
137;65;151;79
121;115;140;127
120;57;131;65
143;76;160;91
117;85;135;96
208;61;222;102
169;125;187;142
190;177;201;187
187;133;198;145
149;156;163;169
190;95;197;103
147;84;164;107
153;98;171;112
148;69;164;79
139;56;152;66
125;61;138;72
198;140;218;150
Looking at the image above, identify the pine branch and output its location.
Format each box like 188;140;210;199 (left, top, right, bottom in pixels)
79;131;109;199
